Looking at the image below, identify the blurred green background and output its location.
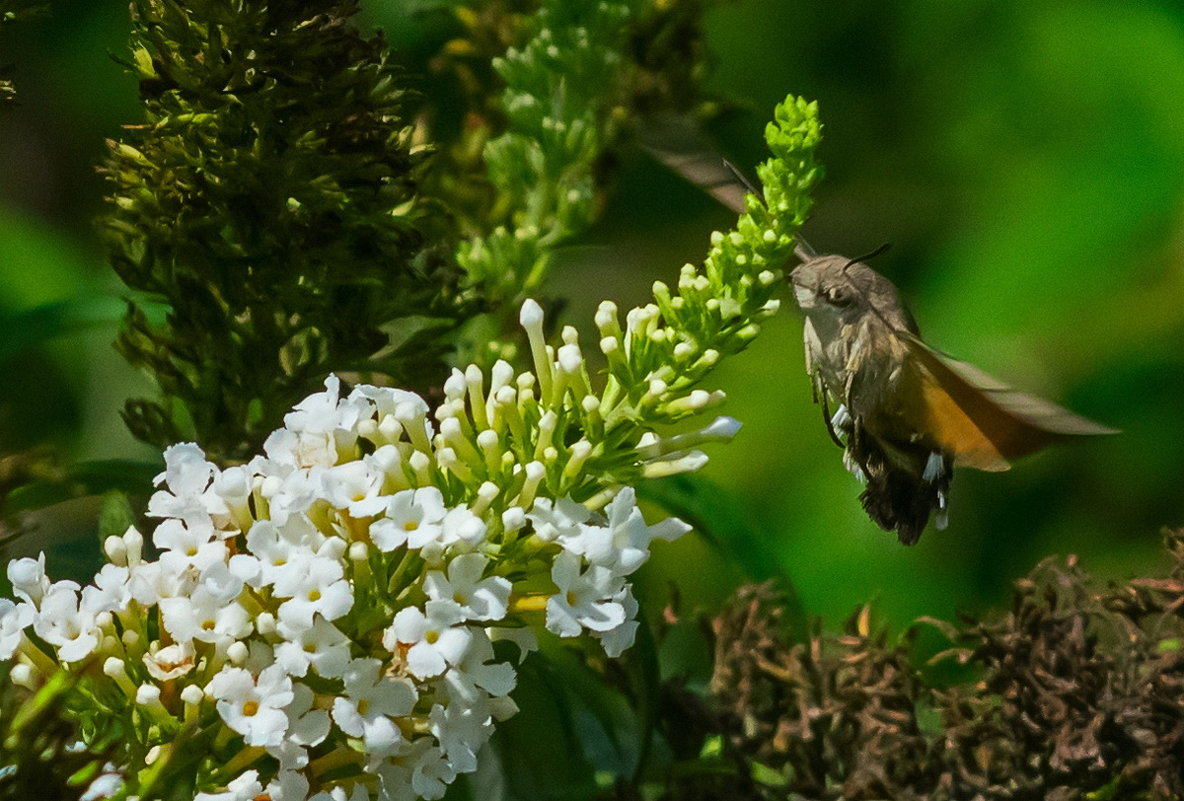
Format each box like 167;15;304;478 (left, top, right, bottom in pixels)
1;0;1182;638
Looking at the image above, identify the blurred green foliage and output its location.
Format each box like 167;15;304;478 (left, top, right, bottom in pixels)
0;0;1181;676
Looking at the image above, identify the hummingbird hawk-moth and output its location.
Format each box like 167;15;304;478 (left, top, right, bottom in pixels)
788;243;1117;543
640;121;1117;542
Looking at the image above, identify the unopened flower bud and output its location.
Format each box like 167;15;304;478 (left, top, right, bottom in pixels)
122;527;144;567
104;536;128;566
226;641;249;665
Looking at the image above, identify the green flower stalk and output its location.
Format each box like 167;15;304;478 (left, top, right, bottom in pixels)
0;95;821;800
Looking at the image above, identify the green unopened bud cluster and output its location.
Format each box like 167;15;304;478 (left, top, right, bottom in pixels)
458;0;634;301
581;97;823;471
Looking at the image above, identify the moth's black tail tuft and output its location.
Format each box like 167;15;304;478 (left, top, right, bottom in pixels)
849;431;952;545
859;470;938;545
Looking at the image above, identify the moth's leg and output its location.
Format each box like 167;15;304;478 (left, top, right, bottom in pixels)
818;384;846;449
921;452;946;483
830;403;852;432
923;450;954;530
804;317;848;449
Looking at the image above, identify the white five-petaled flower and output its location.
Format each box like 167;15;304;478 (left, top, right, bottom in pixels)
275;616;352;678
33;584;101;663
149;443;229;527
249;458;319;526
423;554;511;622
199;561;246;604
245;516;328;587
331;658;417;755
267;375;369;469
428;695;492;775
439;631;517;705
545;551;627;637
370;487;447;552
321;460;389;518
377;739;457;801
530;489;688;576
383;600;472;679
153;518;228;574
159;587;252;645
595;487;690;574
525;496;591;544
284;375;366;437
80;563;132;615
206;664;294;747
127;557;197;608
272;553;353;630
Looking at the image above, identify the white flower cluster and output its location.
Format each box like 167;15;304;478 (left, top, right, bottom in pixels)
527;490;688;657
0;374;690;800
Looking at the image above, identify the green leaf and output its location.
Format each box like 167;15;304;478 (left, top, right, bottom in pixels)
617;612;663;783
637;473;806;625
493;633;667;799
0;208;94;308
0;296;124;362
492;651;600;800
4;459;159;515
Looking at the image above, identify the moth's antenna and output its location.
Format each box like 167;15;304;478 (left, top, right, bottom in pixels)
843;242;891;271
722;159;765;207
839;242;913;336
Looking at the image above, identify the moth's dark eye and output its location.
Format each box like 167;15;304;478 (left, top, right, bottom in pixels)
824;286;852;307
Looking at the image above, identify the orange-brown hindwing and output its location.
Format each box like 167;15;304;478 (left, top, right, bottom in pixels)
903;333;1117;470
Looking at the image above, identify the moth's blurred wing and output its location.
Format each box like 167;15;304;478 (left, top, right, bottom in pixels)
640;113;820;262
639;112;750;214
902;333;1118;471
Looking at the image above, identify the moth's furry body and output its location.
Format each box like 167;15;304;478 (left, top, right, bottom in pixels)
793;256;951;543
790;252;1114;544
